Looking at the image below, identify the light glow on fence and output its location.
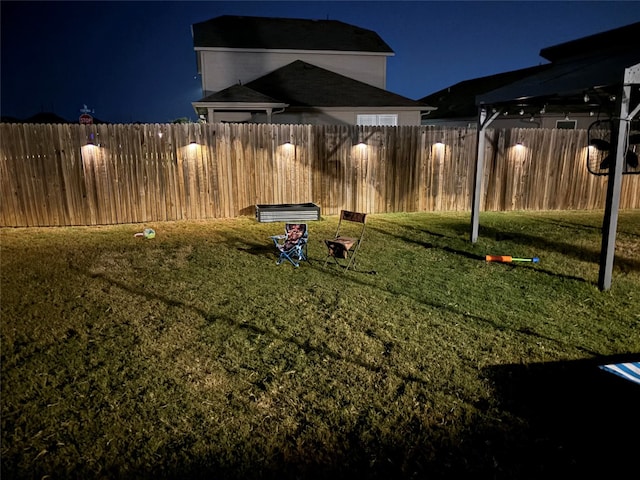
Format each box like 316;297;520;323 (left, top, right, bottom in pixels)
432;141;446;157
81;143;98;154
185;141;201;161
509;142;528;162
278;141;296;157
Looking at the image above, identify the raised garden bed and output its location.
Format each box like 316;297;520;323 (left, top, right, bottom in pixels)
255;203;321;223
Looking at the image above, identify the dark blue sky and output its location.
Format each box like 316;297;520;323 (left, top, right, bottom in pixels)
2;1;640;124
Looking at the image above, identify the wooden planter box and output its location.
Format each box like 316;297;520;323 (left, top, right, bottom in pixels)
255;203;321;223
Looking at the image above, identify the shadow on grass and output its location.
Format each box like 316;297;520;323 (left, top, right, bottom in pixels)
312;258;600;359
531;216;640;239
237;241;275;259
472;223;639;273
7;263;630;480
194;225;601;360
367;223;595;285
81;268;428;387
377;217;603;265
81;294;638;480
377;215;638;270
481;354;640;479
218;225;599;359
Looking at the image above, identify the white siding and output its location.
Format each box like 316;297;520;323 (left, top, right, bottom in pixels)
198;49;388;94
252;109;420;126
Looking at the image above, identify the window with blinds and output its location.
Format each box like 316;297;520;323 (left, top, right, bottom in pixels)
357;114;398;126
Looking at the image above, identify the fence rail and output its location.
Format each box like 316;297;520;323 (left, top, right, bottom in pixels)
0;122;638;227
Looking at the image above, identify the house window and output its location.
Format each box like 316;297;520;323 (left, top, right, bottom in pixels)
357;114;398;126
556;119;577;130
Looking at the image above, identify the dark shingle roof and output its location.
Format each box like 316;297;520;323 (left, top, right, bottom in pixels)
197;84;283;104
244;60;429;108
419;65;552;118
24;112;72;124
192;15;394;53
477;49;640;106
1;112;111;124
420;22;640;118
540;21;640;62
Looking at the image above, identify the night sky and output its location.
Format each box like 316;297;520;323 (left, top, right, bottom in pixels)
2;1;640;124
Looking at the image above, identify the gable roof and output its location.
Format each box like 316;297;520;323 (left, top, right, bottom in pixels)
192;15;394;54
197;84;283;104
192;84;288;116
419;65;551;118
243;60;430;109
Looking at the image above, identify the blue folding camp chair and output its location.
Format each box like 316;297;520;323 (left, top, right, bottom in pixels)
271;223;308;267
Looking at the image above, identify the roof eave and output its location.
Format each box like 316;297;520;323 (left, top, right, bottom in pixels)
192;101;289;110
193;46;394;57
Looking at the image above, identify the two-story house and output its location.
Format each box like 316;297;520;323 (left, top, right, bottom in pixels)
190;15;433;125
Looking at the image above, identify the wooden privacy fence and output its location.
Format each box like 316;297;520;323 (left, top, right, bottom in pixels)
0;122;638;227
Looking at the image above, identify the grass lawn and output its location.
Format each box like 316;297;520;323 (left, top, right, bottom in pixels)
2;210;639;479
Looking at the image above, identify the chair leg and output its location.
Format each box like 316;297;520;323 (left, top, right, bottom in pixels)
345;256;357;272
343;243;364;272
324;252;360;272
324;254;347;271
324;252;339;268
277;249;303;268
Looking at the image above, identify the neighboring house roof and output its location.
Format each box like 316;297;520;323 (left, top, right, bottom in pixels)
242;60;431;109
478;22;640;108
420;21;640;118
0;112;112;124
419;65;551;119
1;115;24;123
25;112;71;124
192;15;394;54
477;49;640;107
539;21;640;62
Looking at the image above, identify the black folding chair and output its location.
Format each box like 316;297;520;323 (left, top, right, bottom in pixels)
324;210;367;271
271;223;308;268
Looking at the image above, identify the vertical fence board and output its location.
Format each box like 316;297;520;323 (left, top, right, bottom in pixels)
1;122;639;227
0;125;20;226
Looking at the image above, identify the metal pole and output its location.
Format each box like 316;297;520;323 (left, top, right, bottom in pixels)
598;82;630;291
471;107;501;243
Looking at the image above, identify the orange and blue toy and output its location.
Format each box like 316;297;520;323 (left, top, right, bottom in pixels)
485;255;539;263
